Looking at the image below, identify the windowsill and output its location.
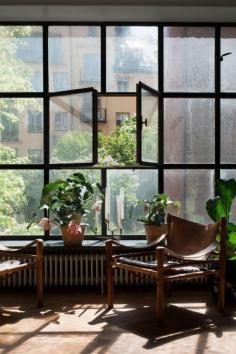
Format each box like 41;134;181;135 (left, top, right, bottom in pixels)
0;239;148;253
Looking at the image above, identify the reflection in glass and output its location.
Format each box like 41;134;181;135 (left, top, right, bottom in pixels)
141;88;158;163
221;28;236;92
50;92;93;164
221;99;236;164
164;169;214;224
0;26;43;92
49;26;101;92
107;26;158;92
49;169;101;236
164;27;214;92
0;170;43;235
164;98;215;164
107;169;158;235
0;98;44;164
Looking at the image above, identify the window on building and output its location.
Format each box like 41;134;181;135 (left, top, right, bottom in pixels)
17;31;42;63
53;72;69;91
49;34;64;64
81;53;100;84
117;79;129;92
116;112;130;125
28;149;43;164
0;116;19;142
54;112;69;131
28;111;43;133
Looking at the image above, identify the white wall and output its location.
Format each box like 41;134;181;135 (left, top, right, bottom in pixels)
0;5;236;22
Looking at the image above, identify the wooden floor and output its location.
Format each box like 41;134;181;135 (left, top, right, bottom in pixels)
0;285;236;354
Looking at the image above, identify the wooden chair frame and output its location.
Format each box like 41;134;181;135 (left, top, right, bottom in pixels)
106;218;226;324
0;239;44;307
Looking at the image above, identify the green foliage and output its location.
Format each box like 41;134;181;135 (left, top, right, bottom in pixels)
98;116;136;166
130;193;181;226
28;172;103;227
52;131;92;163
206;178;236;257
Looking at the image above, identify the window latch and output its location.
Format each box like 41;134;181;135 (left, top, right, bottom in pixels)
220;52;232;61
141;118;148;127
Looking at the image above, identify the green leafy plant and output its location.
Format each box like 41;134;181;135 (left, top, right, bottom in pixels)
130;193;181;226
27;172;103;229
206;178;236;259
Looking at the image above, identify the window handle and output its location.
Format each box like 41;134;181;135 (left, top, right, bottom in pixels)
220;52;232;61
141;118;148;127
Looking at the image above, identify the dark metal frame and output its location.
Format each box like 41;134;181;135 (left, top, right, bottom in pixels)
1;22;236;240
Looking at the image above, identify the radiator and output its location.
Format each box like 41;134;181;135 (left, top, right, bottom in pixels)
0;253;206;292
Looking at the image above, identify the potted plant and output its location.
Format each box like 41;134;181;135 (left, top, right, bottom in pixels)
130;193;181;243
206;178;236;297
28;172;103;246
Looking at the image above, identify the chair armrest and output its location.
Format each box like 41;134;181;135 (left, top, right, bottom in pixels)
157;241;217;262
0;239;43;259
106;233;166;250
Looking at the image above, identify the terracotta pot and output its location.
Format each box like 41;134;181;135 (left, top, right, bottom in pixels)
60;223;86;246
144;224;167;244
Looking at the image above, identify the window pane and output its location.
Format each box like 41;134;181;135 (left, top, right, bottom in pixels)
49;26;101;92
0;26;43;92
50;92;93;164
221;170;236;221
221;99;236;164
0;170;43;236
107;169;158;235
164;98;215;164
49;169;101;236
164;169;214;223
107;26;158;92
164;27;214;92
141;88;158;163
0;98;43;164
221;28;236;92
97;96;136;166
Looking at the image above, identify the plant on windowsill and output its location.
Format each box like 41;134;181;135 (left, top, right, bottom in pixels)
206;178;236;296
27;172;103;246
130;193;181;244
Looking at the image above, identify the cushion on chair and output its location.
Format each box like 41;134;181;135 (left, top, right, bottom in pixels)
0;260;23;273
117;257;206;274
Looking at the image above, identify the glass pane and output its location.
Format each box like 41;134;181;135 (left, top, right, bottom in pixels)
107;169;158;236
49;26;101;92
0;26;43;92
164;27;214;92
221;28;236;92
97;96;136;166
164;169;214;224
0;170;43;236
141;88;158;163
221;99;236;164
107;26;158;92
50;92;93;164
221;170;236;222
49;169;101;236
0;98;43;164
164;98;215;164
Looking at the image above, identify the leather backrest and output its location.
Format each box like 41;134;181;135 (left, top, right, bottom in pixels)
167;214;218;256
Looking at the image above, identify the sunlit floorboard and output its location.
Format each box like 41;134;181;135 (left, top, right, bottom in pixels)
0;285;236;354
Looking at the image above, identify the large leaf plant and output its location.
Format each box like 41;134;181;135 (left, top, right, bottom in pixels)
28;172;103;228
206;178;236;260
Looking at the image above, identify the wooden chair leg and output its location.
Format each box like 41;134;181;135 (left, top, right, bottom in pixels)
218;275;225;313
36;240;43;308
106;240;114;309
156;248;165;325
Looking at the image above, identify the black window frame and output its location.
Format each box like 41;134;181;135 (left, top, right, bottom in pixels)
0;22;236;241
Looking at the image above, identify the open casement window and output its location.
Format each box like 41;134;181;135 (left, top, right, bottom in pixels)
137;81;160;165
49;88;98;165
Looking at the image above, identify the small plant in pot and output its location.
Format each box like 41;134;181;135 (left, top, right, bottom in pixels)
206;178;236;299
130;193;181;243
28;172;103;246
